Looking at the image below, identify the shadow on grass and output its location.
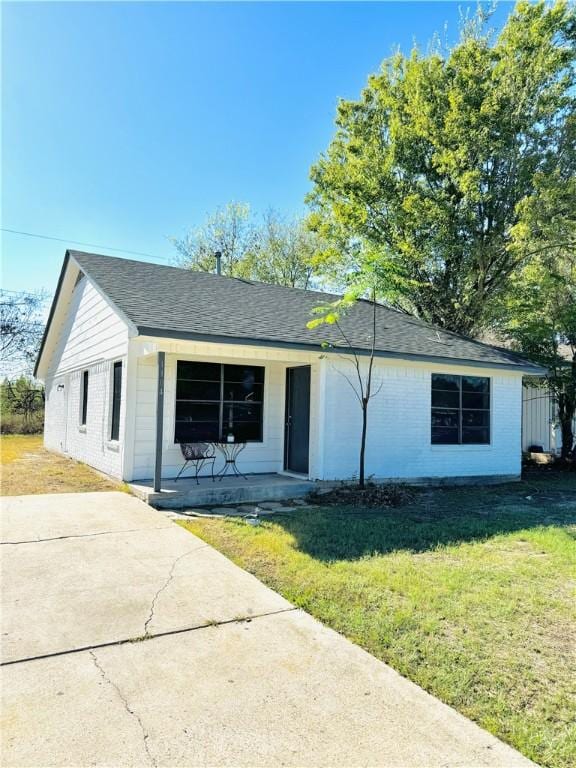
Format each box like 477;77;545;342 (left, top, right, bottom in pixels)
271;476;576;561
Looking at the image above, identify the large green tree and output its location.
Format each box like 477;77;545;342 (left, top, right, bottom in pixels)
308;1;576;336
497;165;576;460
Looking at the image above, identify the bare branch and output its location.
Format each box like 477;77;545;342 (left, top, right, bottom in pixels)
0;290;47;373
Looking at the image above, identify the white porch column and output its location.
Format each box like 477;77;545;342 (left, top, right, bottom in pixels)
154;351;165;492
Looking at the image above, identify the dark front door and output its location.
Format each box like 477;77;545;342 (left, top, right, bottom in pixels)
284;366;311;474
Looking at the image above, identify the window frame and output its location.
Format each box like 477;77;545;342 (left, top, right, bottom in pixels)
80;370;89;427
431;373;491;446
174;361;265;444
109;360;123;442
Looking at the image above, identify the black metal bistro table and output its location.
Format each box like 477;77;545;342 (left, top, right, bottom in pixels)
213;441;247;480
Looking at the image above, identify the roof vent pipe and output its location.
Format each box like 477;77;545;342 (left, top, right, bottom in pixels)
215;251;222;275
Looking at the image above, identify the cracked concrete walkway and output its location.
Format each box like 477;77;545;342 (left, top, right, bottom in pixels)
1;492;534;767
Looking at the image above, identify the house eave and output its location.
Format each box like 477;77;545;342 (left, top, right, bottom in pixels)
34;253;71;379
135;326;546;375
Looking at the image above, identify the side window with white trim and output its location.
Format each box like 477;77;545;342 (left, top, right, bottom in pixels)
80;370;89;426
431;374;490;444
110;361;122;441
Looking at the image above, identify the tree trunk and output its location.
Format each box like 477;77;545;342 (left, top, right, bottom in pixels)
359;399;368;488
558;355;576;461
560;418;574;461
558;391;575;461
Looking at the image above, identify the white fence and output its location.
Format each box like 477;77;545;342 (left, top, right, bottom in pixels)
522;385;575;453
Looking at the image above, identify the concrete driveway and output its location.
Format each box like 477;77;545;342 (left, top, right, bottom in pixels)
1;492;534;767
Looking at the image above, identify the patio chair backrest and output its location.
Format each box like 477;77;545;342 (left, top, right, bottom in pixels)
179;442;214;461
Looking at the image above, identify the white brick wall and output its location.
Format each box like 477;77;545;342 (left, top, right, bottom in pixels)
127;343;523;483
44;375;68;454
44;360;127;479
321;358;523;481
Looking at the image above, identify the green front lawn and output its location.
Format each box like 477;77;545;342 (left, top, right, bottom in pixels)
180;473;576;768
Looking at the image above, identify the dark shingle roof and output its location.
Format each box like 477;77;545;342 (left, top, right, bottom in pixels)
68;250;542;372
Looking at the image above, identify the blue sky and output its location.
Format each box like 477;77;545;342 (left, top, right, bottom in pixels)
2;1;513;296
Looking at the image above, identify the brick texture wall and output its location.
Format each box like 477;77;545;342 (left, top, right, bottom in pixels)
44;359;126;479
321;359;522;481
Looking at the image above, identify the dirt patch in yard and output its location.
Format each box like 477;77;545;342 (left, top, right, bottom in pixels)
311;483;416;508
1;435;120;495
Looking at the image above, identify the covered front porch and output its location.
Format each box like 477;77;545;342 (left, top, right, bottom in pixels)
128;472;317;509
125;336;326;500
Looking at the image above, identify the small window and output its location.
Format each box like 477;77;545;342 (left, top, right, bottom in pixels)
80;370;89;426
431;374;490;444
110;361;122;441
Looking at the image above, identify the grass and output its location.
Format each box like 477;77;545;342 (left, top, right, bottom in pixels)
180;473;576;768
0;434;121;495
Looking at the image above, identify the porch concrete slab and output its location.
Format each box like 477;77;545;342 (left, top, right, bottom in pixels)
129;473;316;509
2;610;534;768
1;497;290;664
0;492;170;544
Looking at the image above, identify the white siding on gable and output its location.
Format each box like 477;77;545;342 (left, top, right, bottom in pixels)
46;276;129;377
321;359;522;481
42;276;130;479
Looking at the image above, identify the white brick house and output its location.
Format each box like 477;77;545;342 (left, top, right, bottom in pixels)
35;251;544;487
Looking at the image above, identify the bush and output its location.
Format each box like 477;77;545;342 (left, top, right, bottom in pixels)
0;413;44;434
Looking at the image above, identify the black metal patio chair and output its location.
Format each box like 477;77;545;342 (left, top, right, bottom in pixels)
175;442;216;484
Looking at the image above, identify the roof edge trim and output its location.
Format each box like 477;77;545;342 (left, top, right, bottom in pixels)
34;252;71;378
136;326;547;374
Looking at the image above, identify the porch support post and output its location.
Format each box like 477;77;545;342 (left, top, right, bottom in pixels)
154;351;165;492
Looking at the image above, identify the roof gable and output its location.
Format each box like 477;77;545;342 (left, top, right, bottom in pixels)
34;253;136;379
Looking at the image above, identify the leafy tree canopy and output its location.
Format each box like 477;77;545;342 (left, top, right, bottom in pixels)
242;210;319;289
171;202;257;277
308;1;576;336
171;204;323;289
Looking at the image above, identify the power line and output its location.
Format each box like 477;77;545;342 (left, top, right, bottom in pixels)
1;227;172;262
0;289;40;295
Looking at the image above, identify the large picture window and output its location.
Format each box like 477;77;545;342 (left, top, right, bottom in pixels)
431;374;490;445
175;361;264;443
